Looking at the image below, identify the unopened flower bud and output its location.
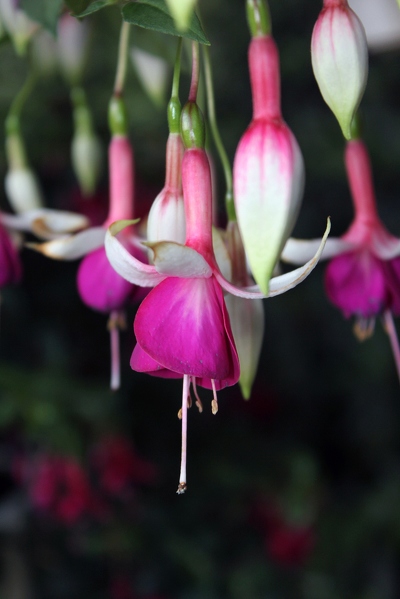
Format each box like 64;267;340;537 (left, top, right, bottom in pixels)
5;124;44;211
71;88;102;196
57;15;89;86
165;0;197;30
147;133;185;244
311;0;368;140
131;48;168;108
0;0;39;55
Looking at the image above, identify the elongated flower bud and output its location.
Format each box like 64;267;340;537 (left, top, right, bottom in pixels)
147;133;185;244
5;125;44;211
233;35;304;294
311;0;368;139
57;14;89;86
165;0;197;30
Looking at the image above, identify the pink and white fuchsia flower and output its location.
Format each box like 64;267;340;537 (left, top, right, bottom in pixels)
105;100;329;493
233;26;304;295
30;130;144;390
281;138;400;380
311;0;368;139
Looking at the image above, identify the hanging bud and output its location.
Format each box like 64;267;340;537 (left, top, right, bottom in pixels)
311;0;368;140
224;221;264;400
131;47;168;108
71;88;103;197
233;32;304;295
0;0;39;55
57;14;90;87
5;117;44;212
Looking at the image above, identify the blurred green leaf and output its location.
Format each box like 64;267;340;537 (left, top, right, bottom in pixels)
21;0;63;34
122;0;210;45
75;0;117;17
64;0;92;13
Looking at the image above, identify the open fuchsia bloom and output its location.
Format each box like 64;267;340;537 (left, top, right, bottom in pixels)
281;137;400;379
233;4;305;295
105;97;329;492
311;0;368;140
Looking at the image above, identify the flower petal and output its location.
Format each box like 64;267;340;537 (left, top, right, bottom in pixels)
0;208;89;239
26;227;106;260
215;218;331;298
105;222;163;287
130;344;182;378
134;276;239;385
281;236;355;264
144;241;212;278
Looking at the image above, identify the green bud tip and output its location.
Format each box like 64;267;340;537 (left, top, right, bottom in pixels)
349;112;362;140
246;0;271;37
168;97;182;134
180;101;205;149
108;95;129;136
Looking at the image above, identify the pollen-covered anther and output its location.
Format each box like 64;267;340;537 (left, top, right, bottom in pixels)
176;482;187;494
353;317;375;341
107;310;126;331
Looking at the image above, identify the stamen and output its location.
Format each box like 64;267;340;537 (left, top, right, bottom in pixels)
177;374;190;494
211;379;218;415
191;377;203;413
107;310;125;391
353;316;375;341
383;310;400;384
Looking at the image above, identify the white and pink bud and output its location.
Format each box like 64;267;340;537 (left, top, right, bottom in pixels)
233;35;304;295
57;14;90;86
147;133;185;244
131;48;169;108
311;0;368;139
5;129;44;212
0;0;39;55
224;221;264;400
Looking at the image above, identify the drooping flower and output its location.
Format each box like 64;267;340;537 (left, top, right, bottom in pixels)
233;5;304;294
311;0;368;139
281;137;400;379
105;100;330;492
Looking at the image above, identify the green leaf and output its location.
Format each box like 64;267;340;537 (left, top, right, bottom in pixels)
75;0;117;17
64;0;92;14
122;0;210;45
21;0;63;35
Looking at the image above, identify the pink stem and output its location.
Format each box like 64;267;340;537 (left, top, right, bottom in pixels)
383;310;400;385
165;133;184;192
188;42;200;103
177;374;190;494
249;36;281;121
345;139;379;223
109;310;121;391
104;136;135;227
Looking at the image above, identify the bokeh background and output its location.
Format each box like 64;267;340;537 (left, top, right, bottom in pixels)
1;0;400;597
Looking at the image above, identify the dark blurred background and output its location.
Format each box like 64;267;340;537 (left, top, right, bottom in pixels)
1;0;400;597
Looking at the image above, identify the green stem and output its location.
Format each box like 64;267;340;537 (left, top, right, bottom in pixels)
6;69;37;134
172;37;183;99
202;45;236;221
114;20;131;96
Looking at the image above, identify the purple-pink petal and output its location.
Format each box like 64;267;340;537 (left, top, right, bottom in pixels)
0;224;22;288
325;249;387;318
130;343;181;378
133;276;239;385
77;246;133;313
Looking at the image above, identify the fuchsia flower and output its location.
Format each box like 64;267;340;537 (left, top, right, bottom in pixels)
282;138;400;378
105;99;329;492
31;130;144;389
233;29;304;294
